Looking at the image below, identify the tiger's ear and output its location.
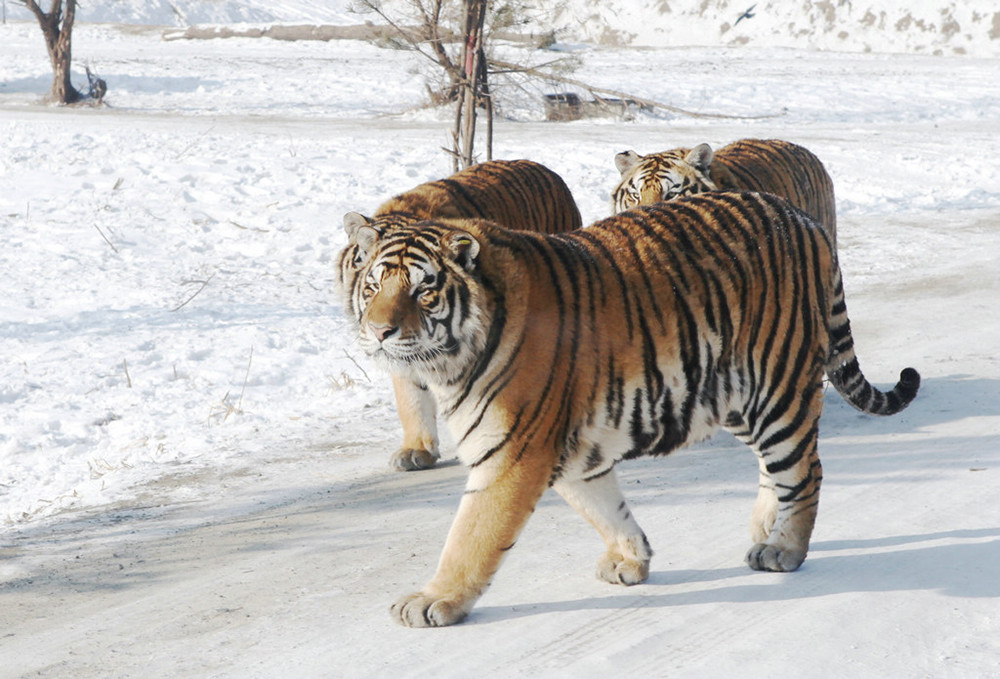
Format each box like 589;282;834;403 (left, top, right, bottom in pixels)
344;212;381;260
343;211;373;241
614;150;643;176
445;231;480;272
354;225;380;259
685;144;714;173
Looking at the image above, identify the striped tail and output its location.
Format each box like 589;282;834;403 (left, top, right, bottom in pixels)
825;268;920;415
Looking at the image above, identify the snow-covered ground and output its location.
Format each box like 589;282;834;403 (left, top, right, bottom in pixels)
1;7;999;678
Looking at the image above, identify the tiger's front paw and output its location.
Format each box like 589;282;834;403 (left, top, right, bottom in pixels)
390;592;468;627
596;551;650;585
390;447;439;472
745;543;806;572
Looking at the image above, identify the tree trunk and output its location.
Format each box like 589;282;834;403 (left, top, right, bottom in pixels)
22;0;83;104
452;0;489;171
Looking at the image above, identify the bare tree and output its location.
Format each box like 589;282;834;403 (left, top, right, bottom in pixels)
17;0;84;104
354;0;501;170
355;0;778;169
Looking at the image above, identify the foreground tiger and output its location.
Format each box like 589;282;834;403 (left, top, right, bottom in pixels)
338;191;919;627
341;159;582;471
613;138;838;244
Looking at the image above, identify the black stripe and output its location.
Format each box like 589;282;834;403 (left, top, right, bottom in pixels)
574;228;636;341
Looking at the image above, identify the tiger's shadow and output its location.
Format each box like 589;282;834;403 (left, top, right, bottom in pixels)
464;374;1000;625
470;527;1000;624
818;373;998;436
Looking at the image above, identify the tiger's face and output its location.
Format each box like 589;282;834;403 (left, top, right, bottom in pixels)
611;144;719;213
343;222;491;382
336;211;422;298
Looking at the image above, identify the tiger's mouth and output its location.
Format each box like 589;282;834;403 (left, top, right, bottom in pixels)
360;338;408;362
360;336;459;369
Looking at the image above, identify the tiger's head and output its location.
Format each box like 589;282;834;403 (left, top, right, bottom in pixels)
337;219;493;383
611;143;719;213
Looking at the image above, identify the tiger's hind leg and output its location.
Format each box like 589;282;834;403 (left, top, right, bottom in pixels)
389;375;440;471
727;388;824;572
553;469;653;585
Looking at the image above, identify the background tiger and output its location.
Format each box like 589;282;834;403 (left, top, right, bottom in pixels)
339;191;919;627
613;138;838;244
338;159;582;472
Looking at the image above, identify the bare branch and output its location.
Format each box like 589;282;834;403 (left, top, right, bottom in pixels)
93;223;119;253
491;58;784;120
236;346;253;412
17;0;40;14
353;0;453;74
171;273;216;312
342;349;372;383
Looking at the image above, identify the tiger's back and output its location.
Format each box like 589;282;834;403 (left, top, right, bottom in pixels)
712;139;837;240
343;191;918;627
613;138;837;244
373;158;582;233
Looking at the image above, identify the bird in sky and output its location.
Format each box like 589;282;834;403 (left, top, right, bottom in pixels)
734;3;757;26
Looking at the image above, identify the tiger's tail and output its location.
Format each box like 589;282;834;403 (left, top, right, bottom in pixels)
824;267;920;415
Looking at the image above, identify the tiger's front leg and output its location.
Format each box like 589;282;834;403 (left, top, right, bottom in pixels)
553;470;652;586
391;450;553;627
389;375;440;471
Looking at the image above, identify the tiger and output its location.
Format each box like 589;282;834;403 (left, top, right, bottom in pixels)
338;190;920;627
612;138;838;245
339;159;582;472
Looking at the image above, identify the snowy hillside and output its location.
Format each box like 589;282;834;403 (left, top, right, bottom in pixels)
548;0;1000;55
4;0;999;56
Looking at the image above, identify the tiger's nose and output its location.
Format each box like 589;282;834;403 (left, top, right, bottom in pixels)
369;323;398;342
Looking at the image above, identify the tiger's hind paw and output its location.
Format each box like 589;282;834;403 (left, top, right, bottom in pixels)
390;447;439;472
390;592;468;627
745;543;806;572
596;552;650;585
